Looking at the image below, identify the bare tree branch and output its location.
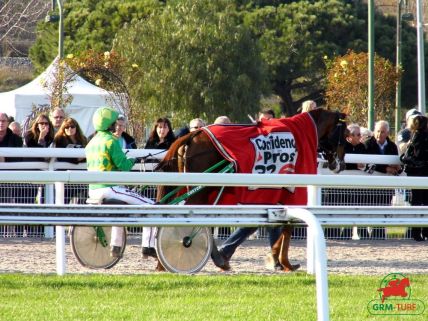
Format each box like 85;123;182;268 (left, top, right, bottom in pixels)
0;0;50;53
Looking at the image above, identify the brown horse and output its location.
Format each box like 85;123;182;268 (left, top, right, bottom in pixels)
156;108;347;271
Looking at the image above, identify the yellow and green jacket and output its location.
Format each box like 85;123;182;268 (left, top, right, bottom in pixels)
85;130;135;190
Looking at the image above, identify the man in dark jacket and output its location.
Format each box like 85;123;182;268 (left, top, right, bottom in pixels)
345;123;366;170
0;113;25;236
363;120;401;239
364;120;401;175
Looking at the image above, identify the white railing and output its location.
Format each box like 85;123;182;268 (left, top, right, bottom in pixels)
1;171;428;321
0;147;426;321
0;148;409;241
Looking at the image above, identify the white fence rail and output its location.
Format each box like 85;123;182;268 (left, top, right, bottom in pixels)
0;149;412;239
1;148;427;321
1;170;428;321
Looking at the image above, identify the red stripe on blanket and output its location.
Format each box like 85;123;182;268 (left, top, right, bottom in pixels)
201;112;317;205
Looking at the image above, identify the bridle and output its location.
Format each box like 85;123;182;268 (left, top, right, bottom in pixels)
318;111;347;173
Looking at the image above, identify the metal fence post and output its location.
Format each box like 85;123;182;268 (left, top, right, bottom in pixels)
306;185;319;274
55;182;66;275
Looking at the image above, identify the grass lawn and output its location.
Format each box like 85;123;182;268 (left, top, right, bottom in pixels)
0;273;427;321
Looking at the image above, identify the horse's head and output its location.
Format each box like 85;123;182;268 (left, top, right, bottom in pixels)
309;108;348;173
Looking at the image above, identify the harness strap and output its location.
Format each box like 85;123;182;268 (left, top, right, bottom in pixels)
158;160;234;204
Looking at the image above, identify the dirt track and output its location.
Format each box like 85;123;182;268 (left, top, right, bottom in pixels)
1;238;427;275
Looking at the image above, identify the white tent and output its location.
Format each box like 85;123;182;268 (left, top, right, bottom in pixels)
0;59;119;136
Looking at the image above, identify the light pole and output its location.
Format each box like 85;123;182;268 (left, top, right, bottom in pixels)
416;0;426;114
368;0;375;131
395;1;413;136
45;0;63;59
395;0;403;136
57;0;64;59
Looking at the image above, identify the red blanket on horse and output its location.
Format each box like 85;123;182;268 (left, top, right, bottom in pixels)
201;112;318;205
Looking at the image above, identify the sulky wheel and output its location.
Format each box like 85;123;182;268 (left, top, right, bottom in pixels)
156;227;213;274
70;226;126;269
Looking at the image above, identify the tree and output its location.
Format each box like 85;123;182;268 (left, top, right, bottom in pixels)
325;50;400;127
242;0;367;116
113;0;267;129
241;0;424;116
29;0;162;73
0;0;49;56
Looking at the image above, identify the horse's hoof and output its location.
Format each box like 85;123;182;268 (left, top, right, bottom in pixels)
214;257;231;271
282;264;301;272
264;253;277;270
155;261;166;272
211;246;231;271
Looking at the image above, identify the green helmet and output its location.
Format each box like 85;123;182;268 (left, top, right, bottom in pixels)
93;106;119;131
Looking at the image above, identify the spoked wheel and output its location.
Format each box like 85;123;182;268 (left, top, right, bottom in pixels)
70;226;127;269
156;227;213;274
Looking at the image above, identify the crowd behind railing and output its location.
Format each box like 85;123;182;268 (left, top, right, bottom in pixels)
1;103;427;242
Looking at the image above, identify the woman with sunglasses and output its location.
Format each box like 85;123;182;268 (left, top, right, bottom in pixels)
24;114;54;148
53;117;88;163
53;118;88;205
23;113;55;211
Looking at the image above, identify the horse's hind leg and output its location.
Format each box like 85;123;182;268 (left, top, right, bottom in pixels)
272;226;300;272
155;260;166;272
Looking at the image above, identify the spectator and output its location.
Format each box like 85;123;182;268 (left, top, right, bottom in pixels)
24;114;54;148
0;113;23;162
113;115;137;149
214;116;231;124
400;114;428;241
8;121;22;137
143;117;176;257
145;117;176;149
258;109;275;121
339;123;367;239
364;120;401;175
397;108;422;155
50;108;66;133
53;117;87;163
174;126;190;138
300;100;317;113
363;120;401;239
53;118;88;204
360;127;373;143
189;118;206;132
0;113;24;237
344;124;366;171
23;114;55;207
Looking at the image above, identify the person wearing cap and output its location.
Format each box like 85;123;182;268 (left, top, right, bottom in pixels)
397;108;423;155
85;106;156;259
